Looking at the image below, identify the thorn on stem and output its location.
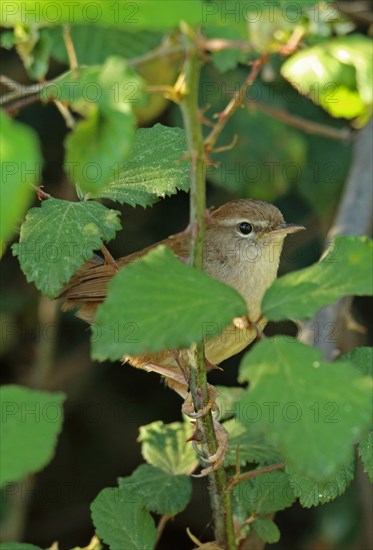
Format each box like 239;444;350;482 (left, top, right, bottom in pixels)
34;185;52;201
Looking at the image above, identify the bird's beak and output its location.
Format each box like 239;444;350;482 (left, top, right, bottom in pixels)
269;223;306;236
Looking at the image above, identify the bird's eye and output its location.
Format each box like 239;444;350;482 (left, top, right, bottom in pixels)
238;222;253;235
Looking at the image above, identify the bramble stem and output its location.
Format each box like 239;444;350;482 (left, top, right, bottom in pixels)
204;53;267;152
179;31;237;550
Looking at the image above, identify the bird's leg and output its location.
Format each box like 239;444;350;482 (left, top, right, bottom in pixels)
192;419;229;478
182;385;229;477
182;384;218;418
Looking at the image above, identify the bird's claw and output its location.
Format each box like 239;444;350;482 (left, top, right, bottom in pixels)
191;420;229;478
233;314;265;340
182;385;219;419
182;385;228;477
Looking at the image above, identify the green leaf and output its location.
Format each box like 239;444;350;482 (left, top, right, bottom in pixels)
119;464;192;515
65;108;137;195
3;25;52;79
252;517;281;544
262;236;373;321
42;57;144;115
224;419;283;467
249;3;295;52
0;544;43;550
91;245;247;360
0;385;65;487
0;110;41;254
238;337;372;479
235;470;295;515
93;124;190;207
25;28;52;79
48;26;163;65
341;347;373;378
91;487;156;550
138;421;197;475
359;432;373;482
0;1;207;29
204;26;249;73
327;35;372;108
46;57;144;194
281;35;372;124
12;199;121;298
288;459;356;507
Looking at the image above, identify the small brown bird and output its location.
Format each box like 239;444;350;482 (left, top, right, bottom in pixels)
60;199;304;395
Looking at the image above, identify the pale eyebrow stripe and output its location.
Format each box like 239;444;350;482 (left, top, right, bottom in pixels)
219;219;268;227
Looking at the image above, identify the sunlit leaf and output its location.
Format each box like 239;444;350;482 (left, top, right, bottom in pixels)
138;421;197;475
239;337;372;479
93;124;190;207
0;110;41;254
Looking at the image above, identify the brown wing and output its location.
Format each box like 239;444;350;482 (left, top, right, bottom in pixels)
59;232;190;323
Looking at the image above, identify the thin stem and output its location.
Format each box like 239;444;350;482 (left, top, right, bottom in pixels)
227;462;286;492
179;33;237;550
250;102;352;141
128;42;184;67
279;26;305;56
53;99;76;129
63;25;78;70
204;53;268;151
155;514;172;547
3;93;41;114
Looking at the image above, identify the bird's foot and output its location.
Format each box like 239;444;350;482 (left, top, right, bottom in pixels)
182;385;228;477
191;420;229;478
182;384;218;419
233;314;265;340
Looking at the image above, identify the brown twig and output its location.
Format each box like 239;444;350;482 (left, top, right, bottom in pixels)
155;515;172;547
128;42;184;67
227;462;286;492
204;53;268;151
0;75;43;103
279;26;305;56
250;102;352;141
3;93;41;114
